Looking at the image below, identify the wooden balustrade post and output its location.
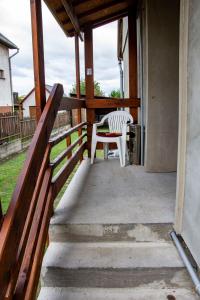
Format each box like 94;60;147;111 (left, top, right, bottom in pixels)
66;135;72;158
30;0;46;123
128;10;138;123
84;27;95;157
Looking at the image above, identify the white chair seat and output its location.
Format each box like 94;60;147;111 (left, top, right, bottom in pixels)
91;111;133;167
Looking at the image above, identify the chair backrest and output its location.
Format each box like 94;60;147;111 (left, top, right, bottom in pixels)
101;111;133;133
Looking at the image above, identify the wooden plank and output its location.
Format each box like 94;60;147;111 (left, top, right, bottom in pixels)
51;133;87;169
59;97;86;110
24;187;54;300
61;0;83;40
49;122;87;146
30;0;46;122
84;26;95;157
128;9;138;123
86;98;140;109
5;145;51;298
14;168;53;299
0;84;63;299
52;142;86;198
75;34;83;160
63;0;125;25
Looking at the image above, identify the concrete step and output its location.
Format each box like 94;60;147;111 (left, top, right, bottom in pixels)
49;223;173;243
41;241;193;289
38;287;199;300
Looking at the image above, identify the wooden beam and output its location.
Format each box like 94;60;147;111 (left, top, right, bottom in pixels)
30;0;46;122
75;34;81;99
84;27;95;157
86;98;140;109
59;97;86;110
128;9;138;123
67;9;128;34
61;0;83;41
62;0;125;25
75;33;83;160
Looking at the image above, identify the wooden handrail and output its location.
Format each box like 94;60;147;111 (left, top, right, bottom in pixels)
49;122;87;146
52;141;87;198
51;133;87;170
0;84;63;299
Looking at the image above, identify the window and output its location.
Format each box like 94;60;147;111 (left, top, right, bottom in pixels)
0;69;5;79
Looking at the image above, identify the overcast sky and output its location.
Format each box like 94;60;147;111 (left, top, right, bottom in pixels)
0;0;120;96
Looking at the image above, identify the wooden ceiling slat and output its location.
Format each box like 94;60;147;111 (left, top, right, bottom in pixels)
62;0;126;25
44;0;137;37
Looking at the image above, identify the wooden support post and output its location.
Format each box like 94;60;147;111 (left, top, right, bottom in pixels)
128;10;138;123
66;135;72;158
75;34;83;161
30;0;46;123
84;27;95;157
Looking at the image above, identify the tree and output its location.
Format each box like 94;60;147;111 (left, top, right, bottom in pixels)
70;79;105;96
109;89;121;98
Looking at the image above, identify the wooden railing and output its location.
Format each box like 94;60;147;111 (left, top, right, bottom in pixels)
0;85;87;300
0;88;139;300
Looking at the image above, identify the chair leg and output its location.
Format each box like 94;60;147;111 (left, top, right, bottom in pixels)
104;143;109;160
122;139;127;167
91;138;97;164
117;139;123;167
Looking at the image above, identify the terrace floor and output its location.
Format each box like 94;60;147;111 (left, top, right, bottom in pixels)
52;158;176;225
39;159;198;299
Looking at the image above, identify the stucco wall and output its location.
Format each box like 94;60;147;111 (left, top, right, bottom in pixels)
179;0;200;268
144;0;179;172
0;44;12;107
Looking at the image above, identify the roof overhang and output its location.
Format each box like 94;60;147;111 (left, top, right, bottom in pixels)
0;33;18;49
43;0;138;39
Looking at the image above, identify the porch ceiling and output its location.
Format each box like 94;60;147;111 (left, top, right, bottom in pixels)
43;0;138;38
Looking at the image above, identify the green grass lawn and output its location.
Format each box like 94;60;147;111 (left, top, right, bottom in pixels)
0;131;104;214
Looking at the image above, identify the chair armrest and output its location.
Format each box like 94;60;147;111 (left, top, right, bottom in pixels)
94;121;104;127
92;122;104;136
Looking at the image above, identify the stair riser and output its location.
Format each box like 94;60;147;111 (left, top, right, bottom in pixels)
41;268;192;289
49;223;172;243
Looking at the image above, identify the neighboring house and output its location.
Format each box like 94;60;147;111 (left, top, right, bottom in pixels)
21;84;67;118
0;33;18;113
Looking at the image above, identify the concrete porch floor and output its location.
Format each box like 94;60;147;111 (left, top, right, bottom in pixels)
52;158;176;225
38;159;199;300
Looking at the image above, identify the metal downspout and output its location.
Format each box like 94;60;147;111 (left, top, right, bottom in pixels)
118;59;124;111
171;231;200;295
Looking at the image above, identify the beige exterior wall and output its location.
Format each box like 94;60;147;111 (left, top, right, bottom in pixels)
144;0;180;172
122;0;179;172
175;0;200;268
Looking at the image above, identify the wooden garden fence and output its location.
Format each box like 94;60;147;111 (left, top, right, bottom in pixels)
0;111;71;144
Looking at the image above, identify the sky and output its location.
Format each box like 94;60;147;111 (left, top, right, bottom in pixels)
0;0;120;96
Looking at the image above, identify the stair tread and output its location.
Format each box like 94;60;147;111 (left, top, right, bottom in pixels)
38;287;199;300
42;241;184;269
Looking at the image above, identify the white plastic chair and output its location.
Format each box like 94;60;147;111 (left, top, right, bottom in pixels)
91;111;133;167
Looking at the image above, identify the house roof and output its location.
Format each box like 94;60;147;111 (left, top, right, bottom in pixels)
0;33;18;49
43;0;138;38
20;85;67;104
